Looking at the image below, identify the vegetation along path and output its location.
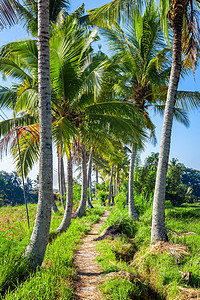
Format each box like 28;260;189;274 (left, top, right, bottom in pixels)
74;210;110;299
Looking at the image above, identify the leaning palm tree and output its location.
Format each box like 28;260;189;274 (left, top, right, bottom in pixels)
151;0;200;242
102;2;191;220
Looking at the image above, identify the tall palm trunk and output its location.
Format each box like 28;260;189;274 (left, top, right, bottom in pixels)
128;145;139;220
96;168;98;184
58;153;66;210
115;172;118;196
56;150;73;232
87;149;94;208
24;0;52;269
108;164;114;206
126;188;129;207
95;168;98;199
151;4;183;243
74;145;87;218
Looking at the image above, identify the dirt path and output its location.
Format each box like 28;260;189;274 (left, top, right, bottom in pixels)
74;210;110;300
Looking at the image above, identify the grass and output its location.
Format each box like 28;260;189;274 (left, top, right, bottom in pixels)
1;199;200;299
0;202;104;299
96;203;200;300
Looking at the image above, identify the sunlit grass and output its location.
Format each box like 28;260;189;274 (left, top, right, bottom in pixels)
97;204;200;300
0;202;104;299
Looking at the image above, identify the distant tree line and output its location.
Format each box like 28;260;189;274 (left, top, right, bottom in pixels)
0;171;38;206
134;153;200;205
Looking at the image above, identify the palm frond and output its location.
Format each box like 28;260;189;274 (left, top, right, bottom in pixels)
0;0;18;29
153;104;190;127
52;117;77;154
0;115;38;137
0;56;33;82
88;0;140;28
0;86;16;109
176;91;200;111
12;126;40;177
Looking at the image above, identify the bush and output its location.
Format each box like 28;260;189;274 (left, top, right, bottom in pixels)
97;190;108;206
102;208;138;238
114;192;127;210
134;194;153;216
165;200;174;209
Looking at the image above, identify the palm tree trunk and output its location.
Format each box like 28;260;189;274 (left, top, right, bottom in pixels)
128;145;139;220
60;155;66;208
96;168;98;184
126;188;128;207
95;168;98;199
108;164;114;206
115;173;118;196
74;145;87;218
58;153;65;210
151;5;183;243
87;148;94;208
56;150;73;232
24;0;52;269
90;176;93;201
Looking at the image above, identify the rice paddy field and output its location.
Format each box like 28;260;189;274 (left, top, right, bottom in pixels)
0;201;200;299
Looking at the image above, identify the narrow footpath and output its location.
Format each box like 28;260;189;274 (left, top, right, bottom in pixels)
74;210;110;300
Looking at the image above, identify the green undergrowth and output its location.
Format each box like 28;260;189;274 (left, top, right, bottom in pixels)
0;203;104;299
97;203;200;300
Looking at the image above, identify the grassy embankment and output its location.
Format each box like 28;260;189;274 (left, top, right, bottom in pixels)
96;197;200;299
0;201;104;299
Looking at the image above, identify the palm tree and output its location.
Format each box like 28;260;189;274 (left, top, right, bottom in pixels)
101;3;173;219
24;0;53;269
151;0;200;242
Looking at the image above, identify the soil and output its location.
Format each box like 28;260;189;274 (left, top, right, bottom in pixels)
73;210;110;300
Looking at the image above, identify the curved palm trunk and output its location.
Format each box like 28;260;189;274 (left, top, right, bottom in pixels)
74;145;87;218
108;164;114;206
24;0;52;269
151;6;183;243
128;145;139;220
87;149;94;209
58;153;66;210
56;150;73;232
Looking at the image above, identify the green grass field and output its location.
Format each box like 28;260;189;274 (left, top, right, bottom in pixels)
0;202;104;299
96;203;200;300
0;200;200;299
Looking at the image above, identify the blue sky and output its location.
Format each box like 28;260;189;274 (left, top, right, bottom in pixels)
0;0;200;186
